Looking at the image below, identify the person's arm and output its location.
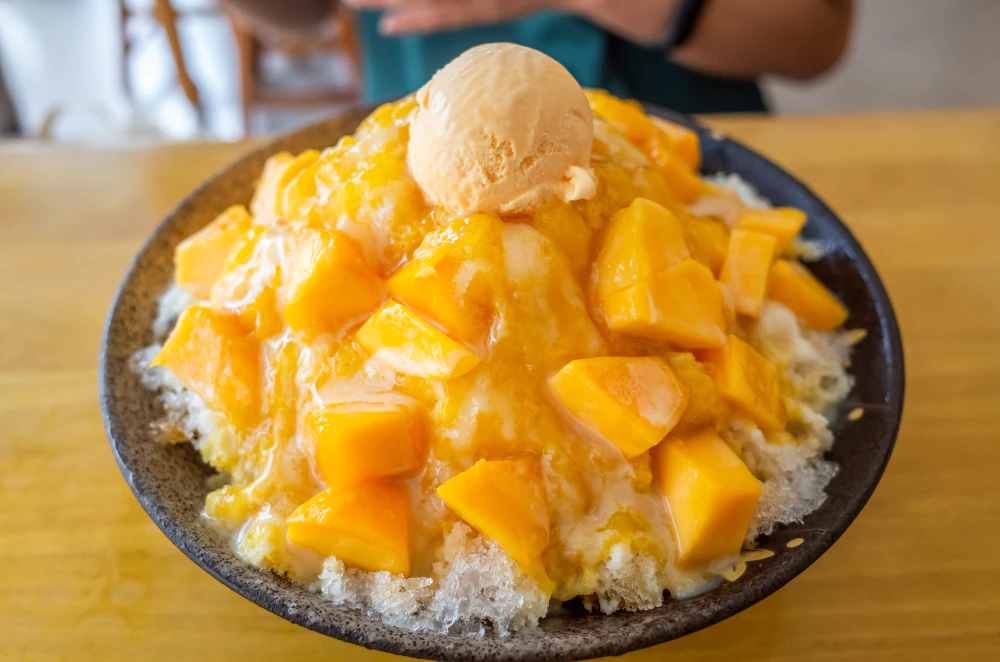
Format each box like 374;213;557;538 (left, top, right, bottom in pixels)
347;0;853;82
568;0;854;80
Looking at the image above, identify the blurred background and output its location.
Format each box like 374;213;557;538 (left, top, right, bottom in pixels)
0;0;997;143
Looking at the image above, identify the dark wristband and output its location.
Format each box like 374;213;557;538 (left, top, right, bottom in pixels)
660;0;709;51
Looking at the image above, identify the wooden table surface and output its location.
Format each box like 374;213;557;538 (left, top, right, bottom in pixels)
2;110;999;661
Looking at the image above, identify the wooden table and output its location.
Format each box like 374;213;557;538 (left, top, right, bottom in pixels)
2;111;999;661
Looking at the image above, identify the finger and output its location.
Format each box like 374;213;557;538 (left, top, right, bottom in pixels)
343;0;432;10
380;4;487;35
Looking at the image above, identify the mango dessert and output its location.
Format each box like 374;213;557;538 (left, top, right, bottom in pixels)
135;43;858;635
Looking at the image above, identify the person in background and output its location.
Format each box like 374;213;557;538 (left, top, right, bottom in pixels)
226;0;854;113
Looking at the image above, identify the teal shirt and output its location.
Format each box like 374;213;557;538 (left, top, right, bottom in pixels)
357;12;766;115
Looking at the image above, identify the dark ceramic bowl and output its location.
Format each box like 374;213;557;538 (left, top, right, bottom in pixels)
100;106;904;661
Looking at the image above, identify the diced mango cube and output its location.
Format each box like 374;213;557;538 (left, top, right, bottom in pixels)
738;208;806;253
286;482;411;575
720;229;777;318
436;459;549;567
649;149;710;204
684;214;731;277
699;334;787;431
386;262;487;347
549;357;688;459
359;98;419;133
204;483;259;528
651;116;701;172
387;213;504;346
587;92;705;198
250;151;294;222
356;302;481;379
651;428;762;569
174;205;253;299
665;352;729;432
601;259;727;349
594;198;690;302
522;202;594;278
631;165;687;218
282;227;386;335
274;149;320;218
313;138;357;193
585;89;654;144
501;224;607;369
210;228;283;338
307;401;427;487
768;260;848;331
151;305;261;428
358;151;410;191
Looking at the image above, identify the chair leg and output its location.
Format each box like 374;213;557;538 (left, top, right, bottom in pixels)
228;11;260;135
337;7;362;99
119;0;132;101
152;0;203;114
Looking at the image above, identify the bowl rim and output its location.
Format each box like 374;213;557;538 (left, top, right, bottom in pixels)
99;104;905;661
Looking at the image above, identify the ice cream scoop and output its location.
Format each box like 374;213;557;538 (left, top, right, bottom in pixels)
407;43;597;216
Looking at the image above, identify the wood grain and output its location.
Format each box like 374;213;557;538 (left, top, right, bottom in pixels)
2;111;999;661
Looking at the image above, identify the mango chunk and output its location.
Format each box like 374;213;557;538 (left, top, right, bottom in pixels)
274;149;320;218
640;118;711;205
436;459;549;567
585;89;654;144
174;205;254;299
501;224;606;369
210;228;282;338
286;482;411;575
683;214;731;277
594;198;691;302
651;428;762;569
664;352;729;433
601;259;727;349
359;98;419;133
549;357;688;459
720;229;777;318
651;116;701;172
387;213;504;346
308;401;427;487
151;305;261;428
587;89;705;198
649;149;710;204
250;151;294;223
356;302;481;379
522;202;594;278
699;334;787;431
738;208;806;253
768;260;848;331
282;227;386;335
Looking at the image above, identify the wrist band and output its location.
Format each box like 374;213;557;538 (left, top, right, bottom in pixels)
660;0;709;51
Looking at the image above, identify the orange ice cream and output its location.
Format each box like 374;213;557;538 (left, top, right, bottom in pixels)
407;43;597;215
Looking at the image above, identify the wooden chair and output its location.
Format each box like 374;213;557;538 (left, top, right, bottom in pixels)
0;53;18;136
119;0;208;122
226;4;362;134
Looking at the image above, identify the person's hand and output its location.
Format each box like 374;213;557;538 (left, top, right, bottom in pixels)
343;0;561;36
344;0;679;46
342;0;853;82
